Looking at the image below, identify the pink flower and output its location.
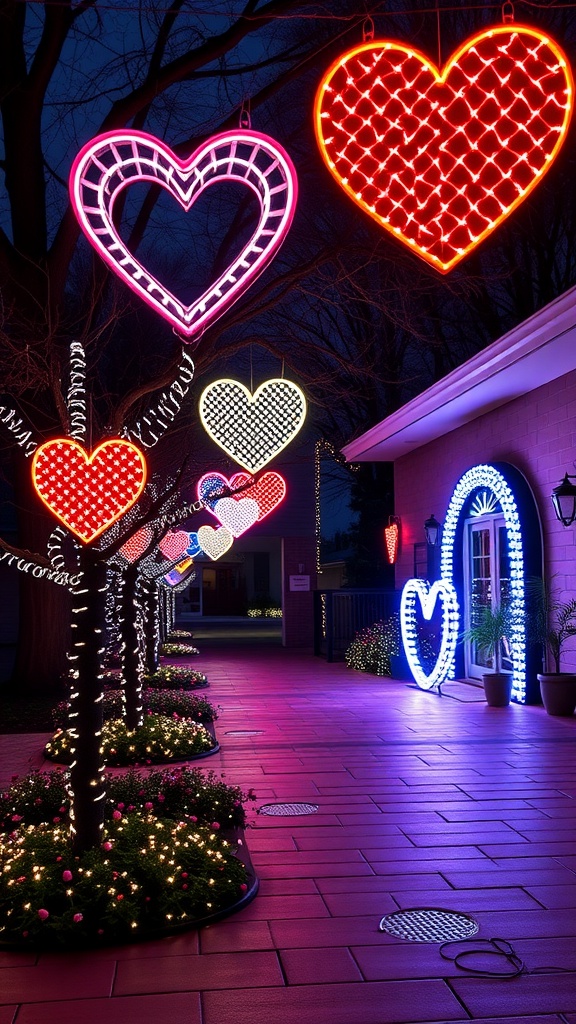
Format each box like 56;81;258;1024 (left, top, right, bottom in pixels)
112;810;122;821
37;909;49;921
138;789;146;796
144;802;153;811
211;822;220;830
97;928;104;935
182;883;188;890
73;913;83;923
127;805;134;812
16;876;26;883
11;814;22;822
102;841;113;851
239;883;248;893
181;872;188;879
56;856;62;862
117;803;125;811
22;931;29;938
116;894;124;901
157;794;165;803
62;870;73;882
53;816;61;824
34;798;42;805
189;815;197;823
59;807;67;814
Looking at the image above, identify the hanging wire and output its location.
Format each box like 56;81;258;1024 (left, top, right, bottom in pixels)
436;0;442;67
502;2;515;22
363;16;375;42
239;99;251;129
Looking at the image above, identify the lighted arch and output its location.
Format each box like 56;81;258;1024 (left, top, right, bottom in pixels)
440;464;526;702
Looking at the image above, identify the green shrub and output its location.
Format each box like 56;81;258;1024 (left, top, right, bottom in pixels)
345;614;400;676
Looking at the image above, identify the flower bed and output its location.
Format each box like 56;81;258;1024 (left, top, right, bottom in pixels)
160;642;200;657
52;690;217;730
168;630;194;639
143;666;208;690
0;767;253;833
45;714;216;766
0;813;249;948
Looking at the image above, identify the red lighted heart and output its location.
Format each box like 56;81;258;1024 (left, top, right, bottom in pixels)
315;25;573;272
197;471;286;526
159;530;190;561
120;525;154;563
32;439;147;543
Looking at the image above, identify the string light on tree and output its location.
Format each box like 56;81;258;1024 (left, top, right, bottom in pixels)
315;24;573;272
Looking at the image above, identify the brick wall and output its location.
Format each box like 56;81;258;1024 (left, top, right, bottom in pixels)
395;367;576;671
281;537;317;649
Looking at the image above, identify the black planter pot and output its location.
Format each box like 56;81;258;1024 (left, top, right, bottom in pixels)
482;672;512;707
537;673;576;716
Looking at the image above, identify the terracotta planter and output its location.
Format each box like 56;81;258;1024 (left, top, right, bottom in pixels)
537;673;576;716
482;672;512;707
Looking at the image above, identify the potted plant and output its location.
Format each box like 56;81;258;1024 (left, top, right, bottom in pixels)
461;603;518;706
526;577;576;716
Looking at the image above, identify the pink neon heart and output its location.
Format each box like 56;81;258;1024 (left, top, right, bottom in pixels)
70;129;297;340
120;525;154;563
159;530;190;561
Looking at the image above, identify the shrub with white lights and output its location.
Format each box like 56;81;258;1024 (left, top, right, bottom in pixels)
45;713;215;766
52;689;218;730
345;614;400;676
143;666;208;690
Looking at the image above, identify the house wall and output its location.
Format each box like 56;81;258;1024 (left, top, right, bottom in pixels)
394;367;576;671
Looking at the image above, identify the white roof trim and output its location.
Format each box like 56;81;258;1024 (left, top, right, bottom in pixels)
343;283;576;463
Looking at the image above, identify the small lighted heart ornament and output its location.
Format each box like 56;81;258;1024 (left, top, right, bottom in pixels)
400;579;459;691
159;530;190;561
197;525;234;561
384;522;399;565
70;129;297;340
315;25;573;272
199;379;306;473
120;525;154;563
32;439;147;544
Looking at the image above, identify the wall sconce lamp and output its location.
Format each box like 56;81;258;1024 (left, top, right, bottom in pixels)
384;516;400;564
551;473;576;527
424;513;442;547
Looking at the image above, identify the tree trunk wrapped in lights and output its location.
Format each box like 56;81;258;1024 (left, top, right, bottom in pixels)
118;562;145;730
141;575;160;674
66;549;108;854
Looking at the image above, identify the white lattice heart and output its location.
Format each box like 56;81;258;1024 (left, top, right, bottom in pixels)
70;130;297;341
213;497;260;537
199;378;307;473
400;578;459;691
197;524;233;561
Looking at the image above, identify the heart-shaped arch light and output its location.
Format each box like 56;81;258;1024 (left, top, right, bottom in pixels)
70;129;297;340
400;578;459;691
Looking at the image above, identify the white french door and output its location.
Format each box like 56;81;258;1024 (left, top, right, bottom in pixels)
464;514;511;680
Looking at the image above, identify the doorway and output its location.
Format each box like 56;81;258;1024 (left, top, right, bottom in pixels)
463;513;512;680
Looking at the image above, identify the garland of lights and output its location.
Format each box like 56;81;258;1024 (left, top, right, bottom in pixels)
68;341;87;442
315;439;359;574
70;129;297;340
32;439;147;544
125;351;195;449
199;378;306;474
314;24;573;272
400;578;460;691
0;549;81;587
440;464;526;702
0;400;39;458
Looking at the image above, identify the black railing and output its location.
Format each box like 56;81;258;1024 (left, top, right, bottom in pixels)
313;589;398;662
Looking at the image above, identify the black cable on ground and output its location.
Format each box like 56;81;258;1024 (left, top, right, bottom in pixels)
439;937;575;980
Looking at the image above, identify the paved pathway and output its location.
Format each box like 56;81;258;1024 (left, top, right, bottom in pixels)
2;648;576;1023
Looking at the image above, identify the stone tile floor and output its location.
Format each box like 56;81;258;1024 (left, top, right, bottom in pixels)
1;648;576;1023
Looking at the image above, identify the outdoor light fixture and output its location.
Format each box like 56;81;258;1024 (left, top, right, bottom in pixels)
424;514;442;547
551;473;576;527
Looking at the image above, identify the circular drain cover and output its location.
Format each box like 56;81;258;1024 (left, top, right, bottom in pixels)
379;908;479;943
259;802;319;816
225;730;263;736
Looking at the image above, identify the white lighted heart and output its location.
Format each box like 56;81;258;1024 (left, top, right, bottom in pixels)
197;525;233;561
400;579;459;691
199;378;307;473
70;129;297;340
213;497;260;537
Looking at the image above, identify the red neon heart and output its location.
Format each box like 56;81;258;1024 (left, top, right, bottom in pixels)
159;530;190;561
315;25;572;272
384;523;399;565
70;130;297;339
198;471;286;524
32;439;147;543
120;525;154;563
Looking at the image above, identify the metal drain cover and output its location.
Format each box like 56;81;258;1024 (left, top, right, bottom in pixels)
259;802;319;816
379;908;479;943
225;730;263;736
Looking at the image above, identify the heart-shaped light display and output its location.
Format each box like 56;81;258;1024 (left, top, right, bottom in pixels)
400;579;459;691
213;497;260;537
159;530;190;561
199;378;306;473
384;522;399;565
120;525;154;563
70;129;297;339
197;470;286;527
197;524;234;561
315;25;573;272
32;439;147;544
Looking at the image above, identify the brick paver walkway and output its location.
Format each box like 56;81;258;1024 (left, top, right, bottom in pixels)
2;648;576;1023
